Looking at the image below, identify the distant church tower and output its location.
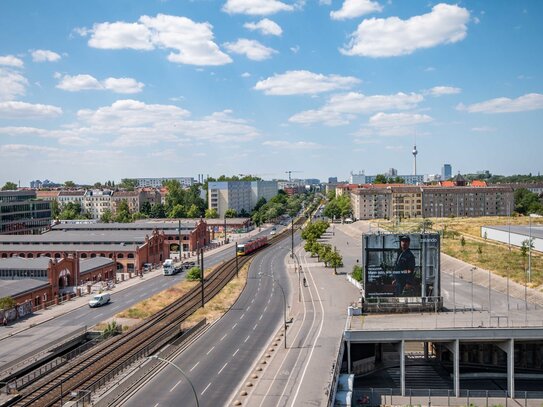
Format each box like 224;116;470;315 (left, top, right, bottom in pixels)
412;144;418;176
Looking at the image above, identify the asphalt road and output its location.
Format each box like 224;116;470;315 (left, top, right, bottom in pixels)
0;229;273;369
123;230;294;407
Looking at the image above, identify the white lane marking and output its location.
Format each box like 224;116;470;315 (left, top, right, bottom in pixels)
169;380;181;392
259;315;263;321
111;305;120;310
190;361;199;372
240;313;245;320
244;335;250;343
247;305;251;311
153;403;159;407
221;333;228;340
201;383;212;395
263;306;267;312
95;313;103;317
233;348;239;357
251;298;255;304
231;323;238;330
253;324;258;331
207;346;215;355
218;362;228;374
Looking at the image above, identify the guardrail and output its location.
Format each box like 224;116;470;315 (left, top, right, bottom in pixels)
352;387;543;406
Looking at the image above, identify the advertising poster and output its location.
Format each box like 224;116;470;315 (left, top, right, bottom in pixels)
362;233;440;298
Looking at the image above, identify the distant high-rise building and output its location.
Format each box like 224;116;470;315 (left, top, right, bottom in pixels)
412;145;418;175
442;164;452;180
349;171;366;184
328;177;338;184
387;168;398;177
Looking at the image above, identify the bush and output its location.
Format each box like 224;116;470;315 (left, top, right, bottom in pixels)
352;265;363;282
186;266;201;281
0;296;16;310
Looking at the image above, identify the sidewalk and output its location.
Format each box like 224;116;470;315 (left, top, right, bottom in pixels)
0;227;266;343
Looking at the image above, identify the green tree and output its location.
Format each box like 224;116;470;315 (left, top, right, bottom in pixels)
64;181;76;188
140;201;152;216
59;202;85;220
325;249;343;274
460;236;466;250
186;266;201;280
114;200;131;223
131;212;147;221
51;200;60;218
168;204;186;218
373;174;388;184
253;197;267;213
93;182;102;189
119;178;138;190
187;203;201;218
0;296;17;310
150;203;166;218
239;208;249;217
352;265;363;282
205;208;219;219
103;320;121;338
1;182;18;191
101;209;113;223
514;188;543;215
225;208;237;218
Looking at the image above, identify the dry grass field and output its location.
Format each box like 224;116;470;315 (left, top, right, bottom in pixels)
379;216;543;288
112;261;252;329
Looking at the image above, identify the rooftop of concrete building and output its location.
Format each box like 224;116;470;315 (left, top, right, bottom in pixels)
0;279;49;298
0;257;52;270
0;229;158;244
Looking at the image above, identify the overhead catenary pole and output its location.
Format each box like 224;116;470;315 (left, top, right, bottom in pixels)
200;249;204;308
235;243;239;278
224;217;227;245
178;219;182;263
291;218;294;258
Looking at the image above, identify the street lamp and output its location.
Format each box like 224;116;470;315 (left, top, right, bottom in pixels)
470;267;476;328
292;251;303;302
261;273;288;349
148;355;199;407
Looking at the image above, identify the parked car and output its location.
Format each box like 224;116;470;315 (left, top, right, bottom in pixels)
89;293;111;308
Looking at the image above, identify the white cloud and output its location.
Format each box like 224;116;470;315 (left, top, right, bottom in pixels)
254;70;360;95
56;74;144;93
84;14;232;66
223;0;294;15
457;93;543;113
0;144;61;157
289;91;423;126
224;39;277;61
369;112;432;127
102;77;144;93
471;126;495;132
341;3;469;57
331;0;382;20
0;101;62;119
31;50;61;62
290;45;300;53
262;140;322;149
0;55;24;68
0;68;28;101
241;72;251;78
244;18;283;36
356;112;433;137
427;86;461;96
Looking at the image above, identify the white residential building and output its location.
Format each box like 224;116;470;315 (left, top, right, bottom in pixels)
135;177;195;188
208;181;278;218
83;190;113;219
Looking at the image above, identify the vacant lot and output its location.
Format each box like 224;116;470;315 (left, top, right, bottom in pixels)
379;216;543;288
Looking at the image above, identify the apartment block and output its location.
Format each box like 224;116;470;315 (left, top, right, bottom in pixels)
135;177;194;188
83;190;112;219
208;181;278;218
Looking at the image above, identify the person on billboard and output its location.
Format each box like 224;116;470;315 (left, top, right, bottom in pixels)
393;235;416;296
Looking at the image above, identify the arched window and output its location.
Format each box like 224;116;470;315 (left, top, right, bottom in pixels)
90;253;96;258
127;253;134;259
117;253;124;259
80;253;88;259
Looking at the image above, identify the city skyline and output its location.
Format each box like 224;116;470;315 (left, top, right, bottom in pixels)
1;1;542;185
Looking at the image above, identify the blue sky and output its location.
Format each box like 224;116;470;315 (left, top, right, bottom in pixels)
1;0;542;186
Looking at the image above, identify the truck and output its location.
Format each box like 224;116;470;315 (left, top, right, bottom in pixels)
163;259;175;276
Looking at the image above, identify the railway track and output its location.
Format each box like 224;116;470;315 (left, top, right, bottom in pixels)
9;218;305;407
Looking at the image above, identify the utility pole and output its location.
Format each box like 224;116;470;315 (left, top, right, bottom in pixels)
291;218;294;258
224;217;228;245
178;219;183;264
235;243;239;278
200;249;204;308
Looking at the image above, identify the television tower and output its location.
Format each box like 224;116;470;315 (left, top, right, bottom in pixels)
412;144;418;176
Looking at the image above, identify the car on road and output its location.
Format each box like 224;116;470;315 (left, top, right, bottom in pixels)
88;293;110;308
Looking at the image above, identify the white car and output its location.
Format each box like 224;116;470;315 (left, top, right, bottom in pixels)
89;293;110;308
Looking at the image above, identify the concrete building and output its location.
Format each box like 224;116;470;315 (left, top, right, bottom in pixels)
208;181;278;218
135;177;194;188
58;190;85;207
442;164;452;180
349;171;366;184
328;177;338;184
83;189;112;219
391;186;423;219
111;190;141;215
351;188;391;220
0;190;51;235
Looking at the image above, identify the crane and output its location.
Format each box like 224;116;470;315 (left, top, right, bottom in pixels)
285;170;302;182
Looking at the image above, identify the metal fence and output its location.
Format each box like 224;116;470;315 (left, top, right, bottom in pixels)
352;387;543;407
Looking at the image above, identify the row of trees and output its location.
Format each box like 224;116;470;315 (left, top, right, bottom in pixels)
323;192;352;220
301;220;343;273
252;192;306;226
373;174;405;184
514;188;543;215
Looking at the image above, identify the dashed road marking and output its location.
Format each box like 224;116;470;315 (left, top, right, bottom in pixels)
233;348;239;357
201;383;212;395
244;335;250;343
218;362;228;374
169;380;181;392
207;346;215;355
190;362;199;372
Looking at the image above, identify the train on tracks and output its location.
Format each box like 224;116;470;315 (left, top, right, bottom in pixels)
236;236;268;256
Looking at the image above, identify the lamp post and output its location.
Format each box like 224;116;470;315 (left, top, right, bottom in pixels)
261;274;288;349
471;267;476;328
292;252;302;302
148;355;199;407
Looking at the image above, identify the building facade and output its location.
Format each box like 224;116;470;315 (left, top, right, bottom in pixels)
83;190;113;219
111;190;141;215
442;164;452;180
135;177;195;188
0;190;51;235
208;181;252;218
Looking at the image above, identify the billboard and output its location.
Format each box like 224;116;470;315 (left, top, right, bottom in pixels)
362;233;440;298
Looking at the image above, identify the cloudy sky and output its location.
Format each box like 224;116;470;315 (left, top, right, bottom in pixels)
1;0;542;186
